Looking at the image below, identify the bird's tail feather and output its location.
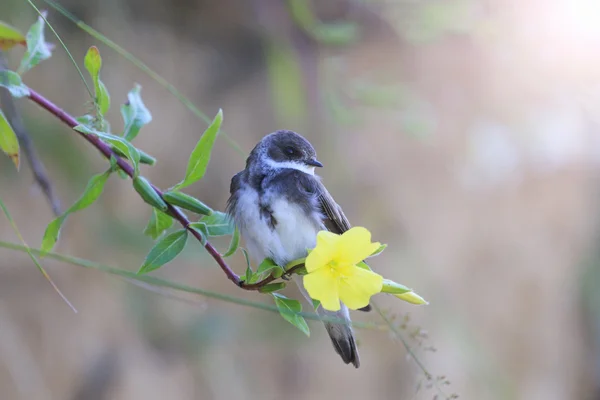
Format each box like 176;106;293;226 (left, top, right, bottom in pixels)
293;276;360;368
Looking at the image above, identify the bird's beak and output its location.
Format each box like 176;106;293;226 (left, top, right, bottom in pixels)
305;158;323;168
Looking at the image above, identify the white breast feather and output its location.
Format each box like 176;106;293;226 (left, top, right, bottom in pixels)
234;187;320;266
270;198;320;264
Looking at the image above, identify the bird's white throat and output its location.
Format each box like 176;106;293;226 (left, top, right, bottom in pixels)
265;159;315;175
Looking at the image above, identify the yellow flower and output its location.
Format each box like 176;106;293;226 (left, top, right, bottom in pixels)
303;227;384;311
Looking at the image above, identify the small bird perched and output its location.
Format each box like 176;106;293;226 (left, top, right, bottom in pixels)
227;130;367;367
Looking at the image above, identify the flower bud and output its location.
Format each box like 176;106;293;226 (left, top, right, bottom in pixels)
163;190;213;215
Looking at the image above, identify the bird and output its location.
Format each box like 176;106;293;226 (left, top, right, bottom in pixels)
226;129;369;368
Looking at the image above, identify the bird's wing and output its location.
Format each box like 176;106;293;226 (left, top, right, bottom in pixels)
313;179;351;234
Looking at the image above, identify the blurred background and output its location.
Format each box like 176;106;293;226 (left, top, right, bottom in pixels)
2;0;600;399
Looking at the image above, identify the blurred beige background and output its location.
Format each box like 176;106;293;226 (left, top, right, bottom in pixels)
2;0;600;399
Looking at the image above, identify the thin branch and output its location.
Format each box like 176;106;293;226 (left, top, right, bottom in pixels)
0;52;61;215
25;87;277;290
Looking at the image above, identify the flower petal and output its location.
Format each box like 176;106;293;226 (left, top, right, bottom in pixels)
303;267;340;311
305;230;341;273
338;227;381;265
338;266;383;310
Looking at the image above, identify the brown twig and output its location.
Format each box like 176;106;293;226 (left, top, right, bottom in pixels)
25;87;283;290
0;52;61;215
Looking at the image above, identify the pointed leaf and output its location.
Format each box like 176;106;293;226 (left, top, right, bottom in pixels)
198;211;234;236
18;12;53;75
259;282;286;293
0;22;26;50
97;79;110;116
41;169;112;253
138;229;188;274
0;70;30;98
0;109;19;169
74;124;140;175
175;109;222;189
121;84;151;141
272;293;310;336
222;227;240;257
241;248;253;282
256;258;284;279
143;208;173;240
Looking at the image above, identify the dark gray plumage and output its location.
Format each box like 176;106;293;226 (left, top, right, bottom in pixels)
226;130;365;367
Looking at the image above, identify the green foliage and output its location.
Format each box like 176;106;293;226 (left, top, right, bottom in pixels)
121;85;152;141
0;21;26;50
112;145;156;166
259;282;286;293
222;227;240;257
0;70;30;97
174;109;223;190
162;190;213;216
143;208;173;240
272;293;310;336
138;229;188;274
0;109;19;169
41;169;112;254
133;176;168;211
288;0;358;45
18;12;53;75
84;46;110;116
190;211;234;237
74;124;141;175
246;258;285;284
241;248;253;282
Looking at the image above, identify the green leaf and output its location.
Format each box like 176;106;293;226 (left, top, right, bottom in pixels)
143;208;173;240
111;145;156;166
75;114;95;126
189;222;208;238
311;299;321;310
74;124;141;174
222;227;240;257
370;243;387;257
0;21;26;50
41;169;112;253
255;258;284;279
97;79;110;116
241;248;253;282
174;109;222;189
259;282;286;293
138;229;188;274
0;70;30;97
121;84;152;141
197;211;234;236
18;12;53;75
162;191;213;215
272;293;310;336
0;109;19;169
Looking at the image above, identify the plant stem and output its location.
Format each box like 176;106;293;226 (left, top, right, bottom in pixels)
26;88;250;286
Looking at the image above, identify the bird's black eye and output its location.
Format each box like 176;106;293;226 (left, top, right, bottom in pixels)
284;146;296;156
